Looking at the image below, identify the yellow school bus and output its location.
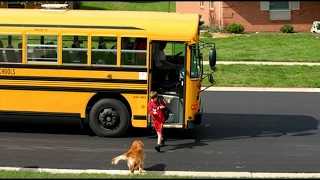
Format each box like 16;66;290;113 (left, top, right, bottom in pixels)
0;4;217;137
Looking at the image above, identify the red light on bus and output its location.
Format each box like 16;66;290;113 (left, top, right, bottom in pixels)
191;104;198;110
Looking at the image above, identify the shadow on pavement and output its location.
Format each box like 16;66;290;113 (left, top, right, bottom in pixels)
0;113;318;141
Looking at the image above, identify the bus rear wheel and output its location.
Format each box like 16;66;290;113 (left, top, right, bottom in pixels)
89;98;130;137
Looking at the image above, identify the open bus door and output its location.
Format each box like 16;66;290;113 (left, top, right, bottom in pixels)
149;41;186;129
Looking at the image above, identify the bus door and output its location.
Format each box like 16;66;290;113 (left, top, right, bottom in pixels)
149;41;186;129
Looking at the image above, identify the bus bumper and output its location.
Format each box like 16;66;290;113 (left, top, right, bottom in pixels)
187;111;202;129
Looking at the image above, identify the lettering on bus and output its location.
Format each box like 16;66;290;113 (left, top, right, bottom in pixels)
133;96;146;99
0;68;15;75
34;28;48;32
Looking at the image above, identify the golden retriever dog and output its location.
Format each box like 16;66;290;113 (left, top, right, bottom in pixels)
111;140;146;174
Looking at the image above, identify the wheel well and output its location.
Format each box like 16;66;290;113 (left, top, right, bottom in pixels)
85;92;131;119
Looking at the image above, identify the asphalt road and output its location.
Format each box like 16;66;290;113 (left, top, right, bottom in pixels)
0;90;319;176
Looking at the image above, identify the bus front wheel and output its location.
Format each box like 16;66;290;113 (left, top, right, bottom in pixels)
89;98;130;137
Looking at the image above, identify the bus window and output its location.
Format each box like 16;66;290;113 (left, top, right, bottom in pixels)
131;37;147;66
119;37;132;65
119;37;147;66
27;35;58;62
62;35;87;64
0;34;22;63
91;36;117;65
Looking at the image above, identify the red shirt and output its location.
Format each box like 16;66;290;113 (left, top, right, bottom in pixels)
148;98;167;123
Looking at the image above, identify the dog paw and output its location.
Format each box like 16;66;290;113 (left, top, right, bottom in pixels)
111;158;117;165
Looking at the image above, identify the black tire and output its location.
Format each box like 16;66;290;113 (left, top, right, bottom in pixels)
89;98;130;137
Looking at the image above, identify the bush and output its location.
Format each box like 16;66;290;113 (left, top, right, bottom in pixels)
280;24;294;33
226;23;245;33
200;31;212;38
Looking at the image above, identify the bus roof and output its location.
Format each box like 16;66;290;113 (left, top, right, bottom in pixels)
0;8;200;42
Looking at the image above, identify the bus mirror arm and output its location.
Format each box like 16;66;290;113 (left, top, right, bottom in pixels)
198;72;215;94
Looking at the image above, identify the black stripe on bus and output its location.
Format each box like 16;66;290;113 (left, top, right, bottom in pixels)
0;110;80;118
0;75;147;84
133;115;147;120
0;64;147;72
0;85;147;94
0;24;144;30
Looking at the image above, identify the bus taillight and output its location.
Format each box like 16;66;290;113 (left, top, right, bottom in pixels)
191;104;198;110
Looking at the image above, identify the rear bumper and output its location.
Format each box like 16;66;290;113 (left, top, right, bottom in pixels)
186;111;202;129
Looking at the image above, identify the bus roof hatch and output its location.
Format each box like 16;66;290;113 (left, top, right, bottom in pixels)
41;4;69;12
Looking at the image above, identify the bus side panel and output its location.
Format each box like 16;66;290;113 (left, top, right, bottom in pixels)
123;94;148;128
0;90;93;118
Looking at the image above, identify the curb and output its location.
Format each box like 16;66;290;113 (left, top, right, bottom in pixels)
202;87;320;92
203;61;320;66
1;167;320;178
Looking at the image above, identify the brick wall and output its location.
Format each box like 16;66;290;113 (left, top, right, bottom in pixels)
176;1;320;32
176;1;215;27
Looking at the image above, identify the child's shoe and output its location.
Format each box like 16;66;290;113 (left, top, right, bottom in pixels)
161;139;165;146
154;144;161;152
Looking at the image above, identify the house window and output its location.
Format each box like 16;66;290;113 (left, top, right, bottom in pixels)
269;1;291;20
200;1;204;8
269;1;289;10
209;1;214;10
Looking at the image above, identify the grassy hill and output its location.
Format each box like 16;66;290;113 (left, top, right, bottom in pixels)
79;1;176;12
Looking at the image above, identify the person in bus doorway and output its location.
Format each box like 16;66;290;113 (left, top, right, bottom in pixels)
153;41;183;81
148;91;166;152
153;41;177;70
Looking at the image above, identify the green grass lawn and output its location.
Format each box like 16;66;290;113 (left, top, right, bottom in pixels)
201;33;320;62
0;170;214;179
203;64;320;88
79;1;175;12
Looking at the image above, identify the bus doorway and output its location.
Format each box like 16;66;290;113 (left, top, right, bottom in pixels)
150;41;186;128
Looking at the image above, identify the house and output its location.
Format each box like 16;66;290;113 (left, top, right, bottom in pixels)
176;1;320;32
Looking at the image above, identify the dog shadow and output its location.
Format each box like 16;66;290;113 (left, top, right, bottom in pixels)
144;163;166;172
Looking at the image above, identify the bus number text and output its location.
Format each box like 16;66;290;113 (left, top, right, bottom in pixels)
0;68;15;75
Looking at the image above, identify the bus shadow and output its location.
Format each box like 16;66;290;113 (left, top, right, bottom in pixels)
199;113;319;139
0;113;318;140
0;115;153;137
0;115;87;135
156;113;319;150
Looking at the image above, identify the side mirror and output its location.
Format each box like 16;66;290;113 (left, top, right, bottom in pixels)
209;47;216;71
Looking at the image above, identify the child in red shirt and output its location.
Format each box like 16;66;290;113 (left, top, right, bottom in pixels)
148;91;167;152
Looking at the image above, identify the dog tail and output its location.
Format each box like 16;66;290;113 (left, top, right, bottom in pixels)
111;155;128;165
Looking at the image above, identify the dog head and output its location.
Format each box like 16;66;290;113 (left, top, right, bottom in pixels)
132;140;144;149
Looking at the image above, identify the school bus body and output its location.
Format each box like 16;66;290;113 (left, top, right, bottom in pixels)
0;7;216;137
